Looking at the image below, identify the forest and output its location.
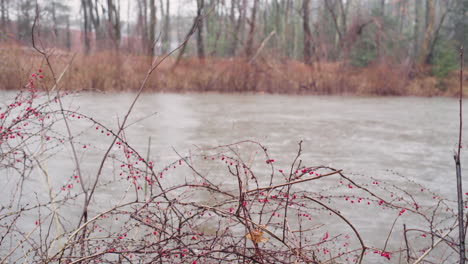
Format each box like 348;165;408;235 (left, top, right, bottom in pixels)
0;0;465;95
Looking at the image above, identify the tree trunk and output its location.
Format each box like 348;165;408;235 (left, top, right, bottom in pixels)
426;4;449;64
398;0;407;34
453;0;467;54
160;0;170;53
283;0;291;57
1;0;6;29
209;0;223;56
376;0;385;57
324;0;343;56
81;0;91;54
196;0;205;59
148;0;156;55
51;1;58;37
228;0;237;55
302;0;312;65
126;0;132;52
338;0;348;36
229;0;244;56
380;0;385;17
0;0;10;31
115;0;121;46
140;0;148;53
245;0;258;57
274;0;280;51
419;0;434;64
86;0;103;50
107;0;121;49
425;0;430;30
413;0;422;59
173;2;204;68
66;16;71;50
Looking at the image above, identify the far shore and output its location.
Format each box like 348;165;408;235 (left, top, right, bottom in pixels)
0;47;464;97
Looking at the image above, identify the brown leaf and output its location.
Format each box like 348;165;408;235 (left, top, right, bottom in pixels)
245;226;268;243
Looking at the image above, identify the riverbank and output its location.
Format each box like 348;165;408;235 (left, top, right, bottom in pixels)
0;46;463;96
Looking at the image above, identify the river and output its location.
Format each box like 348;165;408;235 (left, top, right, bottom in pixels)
68;92;466;197
1;91;466;263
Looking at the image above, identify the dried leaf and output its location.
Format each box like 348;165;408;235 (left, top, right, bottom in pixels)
245;226;268;243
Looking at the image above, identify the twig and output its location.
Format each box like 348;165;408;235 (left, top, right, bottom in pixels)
245;170;342;194
303;195;367;264
454;46;465;264
248;30;276;64
48;202;135;262
413;225;457;264
382;214;400;253
403;224;411;263
0;216;48;264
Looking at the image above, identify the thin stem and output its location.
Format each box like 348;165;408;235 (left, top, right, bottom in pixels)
304;195;367;264
455;46;465;264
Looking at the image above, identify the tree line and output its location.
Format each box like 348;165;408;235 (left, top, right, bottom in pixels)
0;0;466;70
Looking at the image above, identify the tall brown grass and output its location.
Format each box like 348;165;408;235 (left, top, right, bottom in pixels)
0;45;462;96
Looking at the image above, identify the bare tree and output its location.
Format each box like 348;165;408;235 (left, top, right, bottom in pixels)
51;1;58;36
65;15;71;50
42;1;71;49
173;0;206;67
196;0;205;59
397;0;408;34
81;0;91;54
148;0;156;55
302;0;312;65
106;0;121;50
87;0;103;49
160;0;170;53
413;0;422;58
228;0;237;55
229;0;246;56
426;0;451;64
0;0;9;30
16;0;35;44
324;0;345;57
245;0;258;57
419;0;434;64
137;0;148;54
282;0;292;57
380;0;386;17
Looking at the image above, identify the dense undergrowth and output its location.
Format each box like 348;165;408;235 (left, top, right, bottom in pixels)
0;45;464;96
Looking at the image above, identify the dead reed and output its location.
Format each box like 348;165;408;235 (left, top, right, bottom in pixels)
0;45;462;96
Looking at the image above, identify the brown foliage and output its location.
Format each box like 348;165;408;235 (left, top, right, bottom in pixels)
0;46;461;96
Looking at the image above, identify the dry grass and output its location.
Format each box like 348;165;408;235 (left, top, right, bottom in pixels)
0;45;462;96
